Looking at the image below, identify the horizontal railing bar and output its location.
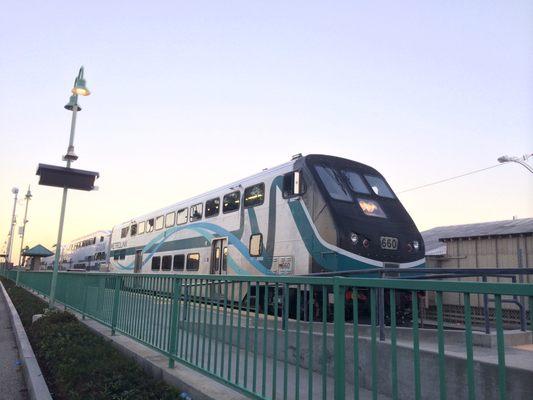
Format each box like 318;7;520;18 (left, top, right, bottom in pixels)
4;270;533;296
11;267;533;277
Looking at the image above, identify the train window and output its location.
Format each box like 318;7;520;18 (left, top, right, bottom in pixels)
121;226;129;238
151;256;161;271
282;171;305;198
130;223;138;236
100;236;104;242
92;237;96;244
190;203;203;221
186;253;200;271
173;254;185;271
120;250;126;260
364;175;395;198
244;183;265;207
342;170;370;194
177;208;188;225
223;246;228;271
223;191;240;213
138;221;145;235
147;219;155;232
315;165;352;202
162;255;172;271
155;215;164;230
113;251;118;260
165;212;176;227
205;198;220;218
249;233;263;257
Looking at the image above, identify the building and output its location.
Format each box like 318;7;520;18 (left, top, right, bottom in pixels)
421;217;533;325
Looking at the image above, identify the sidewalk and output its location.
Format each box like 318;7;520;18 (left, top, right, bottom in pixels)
0;291;28;400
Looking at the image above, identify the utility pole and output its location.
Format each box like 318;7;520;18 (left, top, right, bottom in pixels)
18;186;33;267
6;187;19;264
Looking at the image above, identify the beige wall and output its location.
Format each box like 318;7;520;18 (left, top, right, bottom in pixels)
427;235;532;312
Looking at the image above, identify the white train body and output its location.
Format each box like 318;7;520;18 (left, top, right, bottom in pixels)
107;154;425;278
109;161;306;276
42;231;111;271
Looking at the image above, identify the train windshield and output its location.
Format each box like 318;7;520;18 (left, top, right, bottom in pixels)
364;175;395;198
314;165;352;201
314;164;396;201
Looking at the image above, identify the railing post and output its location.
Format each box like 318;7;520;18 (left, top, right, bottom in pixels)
168;278;181;368
482;276;490;334
16;269;20;286
111;276;122;336
379;287;385;341
81;274;88;320
333;278;345;400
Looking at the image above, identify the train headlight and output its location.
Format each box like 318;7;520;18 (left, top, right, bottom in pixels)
413;241;420;251
357;198;387;218
350;232;359;244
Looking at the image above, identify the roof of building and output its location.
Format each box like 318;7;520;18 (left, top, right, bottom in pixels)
422;218;533;256
23;245;54;257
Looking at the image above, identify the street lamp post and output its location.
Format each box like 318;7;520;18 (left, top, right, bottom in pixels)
49;67;90;308
497;154;533;174
18;186;32;267
6;187;19;265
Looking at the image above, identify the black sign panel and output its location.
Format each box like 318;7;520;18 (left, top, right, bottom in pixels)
36;164;99;191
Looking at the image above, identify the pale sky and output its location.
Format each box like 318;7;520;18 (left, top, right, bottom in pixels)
1;1;532;262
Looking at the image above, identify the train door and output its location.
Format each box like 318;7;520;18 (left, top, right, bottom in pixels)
134;250;142;273
210;238;228;275
210;239;228;300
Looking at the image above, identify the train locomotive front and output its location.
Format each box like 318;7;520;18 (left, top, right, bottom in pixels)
297;154;425;273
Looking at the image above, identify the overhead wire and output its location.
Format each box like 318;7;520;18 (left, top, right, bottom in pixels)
397;163;503;194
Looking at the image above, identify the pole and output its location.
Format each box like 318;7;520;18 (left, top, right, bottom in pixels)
6;189;19;264
18;187;31;267
49;100;78;308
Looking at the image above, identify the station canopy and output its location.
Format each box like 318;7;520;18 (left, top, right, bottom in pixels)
22;245;54;257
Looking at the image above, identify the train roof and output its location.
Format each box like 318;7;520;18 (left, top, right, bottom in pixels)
114;157;298;227
112;153;384;229
66;230;111;243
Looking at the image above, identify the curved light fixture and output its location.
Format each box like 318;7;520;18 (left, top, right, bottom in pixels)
71;66;90;96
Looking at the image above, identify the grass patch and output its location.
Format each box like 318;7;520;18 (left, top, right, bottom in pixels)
1;277;182;400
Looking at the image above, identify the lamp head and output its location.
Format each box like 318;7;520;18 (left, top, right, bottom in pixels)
497;155;511;163
64;95;82;111
63;146;79;162
25;186;32;199
71;66;90;96
12;187;19;195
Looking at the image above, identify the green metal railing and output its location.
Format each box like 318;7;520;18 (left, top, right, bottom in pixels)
1;266;532;400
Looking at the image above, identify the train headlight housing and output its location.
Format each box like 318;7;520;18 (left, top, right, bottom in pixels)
357;198;387;218
350;232;359;244
413;241;420;251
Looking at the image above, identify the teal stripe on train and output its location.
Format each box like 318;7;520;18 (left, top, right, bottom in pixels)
115;223;273;275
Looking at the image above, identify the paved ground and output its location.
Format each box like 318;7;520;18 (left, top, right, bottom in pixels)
0;292;28;400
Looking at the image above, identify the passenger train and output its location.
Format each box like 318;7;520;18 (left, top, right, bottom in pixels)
108;154;424;276
42;230;110;271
